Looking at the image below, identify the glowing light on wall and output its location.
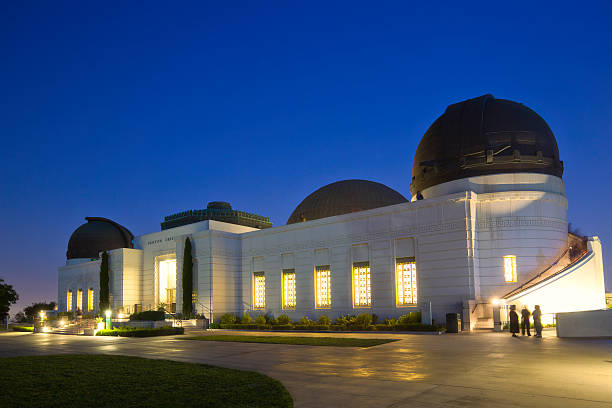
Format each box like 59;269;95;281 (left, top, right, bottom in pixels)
253;272;265;309
158;258;177;305
282;270;296;309
315;265;331;308
353;262;371;307
504;255;517;282
76;289;83;312
88;288;94;311
396;257;417;306
66;290;73;312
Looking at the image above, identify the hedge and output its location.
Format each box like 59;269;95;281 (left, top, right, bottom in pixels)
129;310;166;321
216;323;438;332
96;326;184;337
219;324;269;330
12;326;34;332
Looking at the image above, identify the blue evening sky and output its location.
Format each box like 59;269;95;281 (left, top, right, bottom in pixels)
1;1;611;314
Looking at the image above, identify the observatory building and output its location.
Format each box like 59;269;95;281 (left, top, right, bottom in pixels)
58;95;606;328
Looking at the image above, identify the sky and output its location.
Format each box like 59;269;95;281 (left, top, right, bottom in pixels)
1;1;611;315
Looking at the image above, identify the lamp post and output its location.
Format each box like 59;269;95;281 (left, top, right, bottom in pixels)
105;309;112;330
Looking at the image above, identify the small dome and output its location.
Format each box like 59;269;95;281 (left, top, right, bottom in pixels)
287;180;408;224
411;94;563;195
67;217;133;259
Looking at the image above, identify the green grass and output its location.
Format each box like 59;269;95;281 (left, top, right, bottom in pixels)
0;355;292;408
182;335;397;347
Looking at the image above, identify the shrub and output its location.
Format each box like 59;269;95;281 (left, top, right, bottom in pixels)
209;323;220;329
371;314;378;325
220;313;237;324
96;326;184;337
12;326;34;332
353;313;372;330
219;324;268;330
398;311;421;324
254;315;267;325
276;314;291;325
334;314;356;327
297;316;314;326
317;315;331;326
240;313;252;324
129;310;165;321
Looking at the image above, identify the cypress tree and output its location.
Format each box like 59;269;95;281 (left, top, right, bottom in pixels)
182;238;193;318
99;251;110;312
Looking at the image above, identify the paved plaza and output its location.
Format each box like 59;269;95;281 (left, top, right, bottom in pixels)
1;329;611;407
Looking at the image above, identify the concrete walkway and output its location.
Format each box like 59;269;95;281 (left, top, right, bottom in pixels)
0;329;611;407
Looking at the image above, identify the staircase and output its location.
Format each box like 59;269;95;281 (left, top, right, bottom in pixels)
48;320;96;335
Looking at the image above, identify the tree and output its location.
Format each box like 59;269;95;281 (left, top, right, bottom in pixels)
13;311;27;323
0;278;19;323
182;238;193;318
99;251;110;311
23;301;56;322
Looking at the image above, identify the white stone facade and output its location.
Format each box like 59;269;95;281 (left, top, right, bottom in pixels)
57;173;606;326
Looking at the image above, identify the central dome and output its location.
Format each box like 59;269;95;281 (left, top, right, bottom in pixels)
411;94;563;195
287;180;408;224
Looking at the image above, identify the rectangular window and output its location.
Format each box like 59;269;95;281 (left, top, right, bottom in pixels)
76;289;83;312
352;262;371;307
253;272;265;309
88;288;94;311
315;265;331;308
66;290;73;312
396;257;417;306
504;255;517;282
282;269;296;309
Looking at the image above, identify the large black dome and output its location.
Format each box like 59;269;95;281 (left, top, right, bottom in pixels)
411;94;563;195
287;180;408;225
67;217;133;259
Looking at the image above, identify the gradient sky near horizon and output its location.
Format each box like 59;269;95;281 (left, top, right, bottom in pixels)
2;2;611;315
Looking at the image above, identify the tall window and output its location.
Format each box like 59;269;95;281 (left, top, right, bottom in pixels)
66;290;73;312
504;255;517;282
76;289;83;312
396;257;417;306
87;288;94;311
352;262;371;307
315;265;331;308
253;272;265;309
282;269;296;309
158;258;177;307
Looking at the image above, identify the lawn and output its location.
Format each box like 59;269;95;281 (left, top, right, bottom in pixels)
182;335;397;347
0;355;292;408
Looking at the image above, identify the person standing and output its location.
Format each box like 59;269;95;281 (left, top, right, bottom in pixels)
533;305;543;338
521;306;531;336
509;305;520;337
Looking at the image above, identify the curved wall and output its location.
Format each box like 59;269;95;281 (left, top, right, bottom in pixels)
415;173;565;201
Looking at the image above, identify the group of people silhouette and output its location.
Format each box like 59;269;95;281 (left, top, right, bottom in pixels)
509;304;543;338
